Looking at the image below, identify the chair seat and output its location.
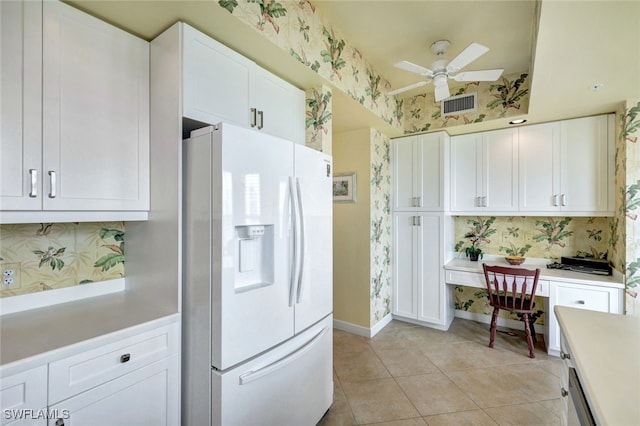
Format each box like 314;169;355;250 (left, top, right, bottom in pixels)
489;295;535;312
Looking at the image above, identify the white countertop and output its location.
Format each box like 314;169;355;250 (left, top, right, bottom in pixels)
555;306;640;425
445;255;624;289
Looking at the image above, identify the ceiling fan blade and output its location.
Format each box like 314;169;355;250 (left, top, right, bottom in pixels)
434;83;451;102
453;69;504;82
446;42;489;73
394;60;434;77
389;81;428;95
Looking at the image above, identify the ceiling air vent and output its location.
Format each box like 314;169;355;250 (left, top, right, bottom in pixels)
441;92;477;116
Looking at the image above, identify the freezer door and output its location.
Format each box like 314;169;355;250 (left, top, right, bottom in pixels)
212;315;333;426
183;124;296;371
293;145;333;333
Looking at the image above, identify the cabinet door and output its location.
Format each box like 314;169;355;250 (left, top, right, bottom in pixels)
42;1;149;211
0;0;42;210
416;133;447;210
182;24;252;127
560;115;611;213
450;134;482;212
391;136;417;211
416;214;443;324
252;67;305;144
392;212;417;318
0;365;47;426
482;128;518;211
48;355;180;426
519;122;561;212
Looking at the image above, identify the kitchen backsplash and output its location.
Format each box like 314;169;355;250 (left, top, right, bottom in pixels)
454;216;610;260
0;222;125;298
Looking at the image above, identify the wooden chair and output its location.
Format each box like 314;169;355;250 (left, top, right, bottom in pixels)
482;264;541;358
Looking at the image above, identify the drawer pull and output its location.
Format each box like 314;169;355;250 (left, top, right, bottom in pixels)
120;353;131;363
561;387;568;397
55;419;65;426
575;300;586;305
560;351;571;360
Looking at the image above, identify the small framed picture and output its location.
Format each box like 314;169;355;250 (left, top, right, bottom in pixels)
333;173;357;202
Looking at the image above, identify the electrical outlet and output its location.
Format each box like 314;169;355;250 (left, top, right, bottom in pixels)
1;262;21;290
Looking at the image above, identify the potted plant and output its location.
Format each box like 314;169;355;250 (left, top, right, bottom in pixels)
464;233;483;261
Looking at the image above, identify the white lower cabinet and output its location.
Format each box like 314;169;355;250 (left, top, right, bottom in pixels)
0;319;179;426
547;280;622;356
48;355;179;426
0;365;47;426
392;212;454;329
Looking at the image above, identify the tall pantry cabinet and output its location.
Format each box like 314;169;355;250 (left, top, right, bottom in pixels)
391;133;455;330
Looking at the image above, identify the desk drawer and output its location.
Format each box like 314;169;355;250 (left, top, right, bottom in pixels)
48;321;179;404
446;269;549;297
555;283;616;312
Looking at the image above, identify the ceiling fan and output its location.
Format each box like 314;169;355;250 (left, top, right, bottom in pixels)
389;40;504;101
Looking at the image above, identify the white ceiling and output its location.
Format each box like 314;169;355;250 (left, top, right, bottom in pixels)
68;0;640;136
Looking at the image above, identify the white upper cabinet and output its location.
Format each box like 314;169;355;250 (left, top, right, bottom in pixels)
1;1;149;221
392;132;449;211
450;128;518;213
182;24;305;144
519;115;613;215
0;1;42;211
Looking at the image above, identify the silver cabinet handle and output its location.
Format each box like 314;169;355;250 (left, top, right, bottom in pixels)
475;196;480;207
561;387;568;398
257;110;264;129
48;171;56;198
561;194;567;206
416;196;421;207
560;351;571;360
553;194;559;206
482;196;487;207
250;108;257;127
29;169;38;198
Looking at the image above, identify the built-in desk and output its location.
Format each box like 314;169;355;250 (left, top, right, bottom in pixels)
444;256;624;356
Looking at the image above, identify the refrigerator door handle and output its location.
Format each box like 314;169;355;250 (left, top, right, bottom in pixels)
295;178;306;303
288;177;298;307
238;326;328;385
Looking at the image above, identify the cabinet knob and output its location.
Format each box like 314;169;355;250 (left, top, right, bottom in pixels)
561;387;569;398
560;351;571;360
120;353;131;363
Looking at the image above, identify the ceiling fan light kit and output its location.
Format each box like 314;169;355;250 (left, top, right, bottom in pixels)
390;39;504;102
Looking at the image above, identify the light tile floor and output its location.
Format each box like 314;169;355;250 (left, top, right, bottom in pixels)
319;318;564;426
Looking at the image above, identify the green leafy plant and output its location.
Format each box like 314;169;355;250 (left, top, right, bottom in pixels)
33;246;66;270
459;217;497;260
499;242;532;257
94;228;125;272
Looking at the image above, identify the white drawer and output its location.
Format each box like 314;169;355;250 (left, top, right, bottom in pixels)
48;321;179;404
445;269;549;297
555;283;614;312
0;365;47;426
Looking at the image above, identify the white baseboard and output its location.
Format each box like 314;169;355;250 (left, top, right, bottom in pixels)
454;310;545;334
333;313;393;338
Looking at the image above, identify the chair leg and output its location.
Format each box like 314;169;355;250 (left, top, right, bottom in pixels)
529;315;537;345
489;307;499;348
522;313;536;358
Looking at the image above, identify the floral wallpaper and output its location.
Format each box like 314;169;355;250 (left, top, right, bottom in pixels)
305;85;332;152
618;99;640;316
218;0;403;131
453;216;610;325
370;129;392;325
0;222;125;298
402;71;530;133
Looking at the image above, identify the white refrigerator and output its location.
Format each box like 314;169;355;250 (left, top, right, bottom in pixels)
182;123;333;425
